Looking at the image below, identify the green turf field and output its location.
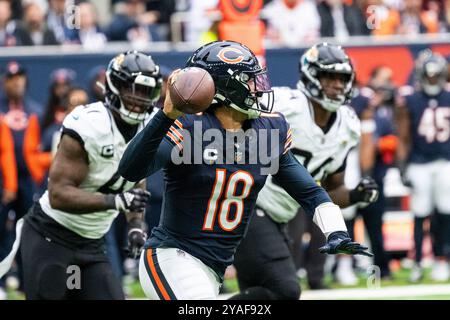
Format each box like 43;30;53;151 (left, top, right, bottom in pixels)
5;266;450;300
124;266;450;300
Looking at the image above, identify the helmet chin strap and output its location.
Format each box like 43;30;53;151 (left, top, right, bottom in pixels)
215;93;261;119
318;97;342;112
297;80;343;112
229;102;260;119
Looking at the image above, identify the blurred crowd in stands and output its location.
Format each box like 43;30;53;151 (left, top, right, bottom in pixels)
0;0;448;49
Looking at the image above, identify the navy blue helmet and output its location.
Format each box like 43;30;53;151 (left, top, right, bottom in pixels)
186;40;273;119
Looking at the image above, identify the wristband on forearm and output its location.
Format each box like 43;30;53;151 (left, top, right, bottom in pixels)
104;194;117;210
312;202;347;239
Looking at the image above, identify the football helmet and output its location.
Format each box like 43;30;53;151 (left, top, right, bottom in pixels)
415;50;447;96
186;40;273;119
298;43;354;112
105;51;162;124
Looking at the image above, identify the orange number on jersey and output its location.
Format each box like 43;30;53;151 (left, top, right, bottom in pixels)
202;169;254;232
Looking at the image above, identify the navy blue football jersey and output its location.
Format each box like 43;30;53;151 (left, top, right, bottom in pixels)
119;109;331;279
148;111;292;276
400;86;450;163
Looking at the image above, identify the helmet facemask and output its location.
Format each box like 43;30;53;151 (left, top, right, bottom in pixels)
105;52;162;125
106;69;162;125
214;68;274;119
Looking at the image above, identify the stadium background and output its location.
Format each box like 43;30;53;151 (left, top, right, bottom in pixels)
0;0;449;300
2;41;449;106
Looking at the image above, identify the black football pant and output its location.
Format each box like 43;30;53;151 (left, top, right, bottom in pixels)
430;211;450;258
20;220;124;300
349;179;390;277
232;208;300;300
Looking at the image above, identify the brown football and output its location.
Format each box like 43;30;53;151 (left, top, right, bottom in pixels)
168;67;215;114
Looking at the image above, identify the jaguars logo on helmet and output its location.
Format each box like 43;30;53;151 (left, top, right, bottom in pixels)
186;40;274;119
298;43;355;112
105;51;163;124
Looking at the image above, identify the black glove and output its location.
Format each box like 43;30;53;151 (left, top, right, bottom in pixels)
349;176;379;205
108;189;151;213
126;229;147;259
319;231;373;257
125;219;148;259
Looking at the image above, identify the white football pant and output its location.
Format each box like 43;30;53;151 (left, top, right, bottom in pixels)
139;247;221;300
407;160;450;217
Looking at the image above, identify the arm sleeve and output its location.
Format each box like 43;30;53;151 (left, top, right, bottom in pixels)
119;109;175;182
273;150;332;217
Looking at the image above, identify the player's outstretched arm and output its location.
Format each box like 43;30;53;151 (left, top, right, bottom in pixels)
274;151;372;256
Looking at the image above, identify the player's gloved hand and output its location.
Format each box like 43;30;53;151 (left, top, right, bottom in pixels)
126;228;147;259
319;231;373;257
109;189;151;213
349;176;379;206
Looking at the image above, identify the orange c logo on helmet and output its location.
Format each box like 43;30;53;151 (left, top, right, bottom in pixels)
217;47;245;64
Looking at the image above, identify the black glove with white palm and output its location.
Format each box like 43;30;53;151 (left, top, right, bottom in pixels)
319;231;373;257
106;188;151;213
349;176;379;208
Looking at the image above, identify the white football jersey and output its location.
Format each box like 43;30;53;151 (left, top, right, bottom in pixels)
39;102;153;239
257;87;361;223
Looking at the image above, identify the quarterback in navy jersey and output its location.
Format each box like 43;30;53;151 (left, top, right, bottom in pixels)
397;50;450;282
119;41;371;300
